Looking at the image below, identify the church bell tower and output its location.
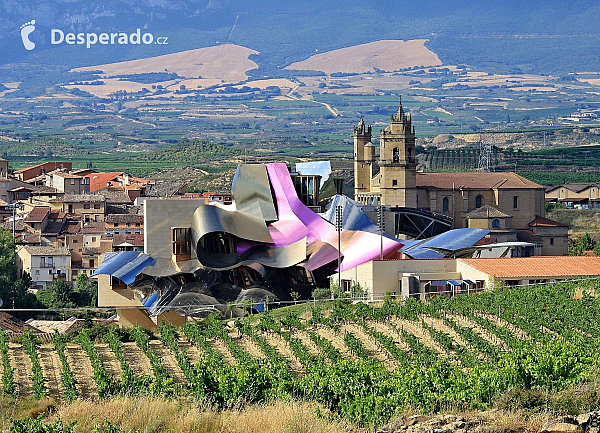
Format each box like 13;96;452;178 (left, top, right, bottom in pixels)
353;117;374;199
379;97;417;207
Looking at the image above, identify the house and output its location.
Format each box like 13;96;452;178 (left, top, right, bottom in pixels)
23;206;51;233
102;233;144;252
80;222;105;273
545;183;600;209
17;245;71;289
14;162;72;182
87;172;155;199
0;178;39;204
104;214;143;235
527;215;569;256
337;256;600;300
51;194;106;222
0;157;8;178
46;171;90;195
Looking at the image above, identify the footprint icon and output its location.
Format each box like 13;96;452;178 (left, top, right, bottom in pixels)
20;20;36;51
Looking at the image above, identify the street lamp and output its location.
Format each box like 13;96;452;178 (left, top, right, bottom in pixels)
6;203;23;240
377;205;384;260
335;205;343;295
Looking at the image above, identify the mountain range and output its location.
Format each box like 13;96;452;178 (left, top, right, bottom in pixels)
1;0;600;81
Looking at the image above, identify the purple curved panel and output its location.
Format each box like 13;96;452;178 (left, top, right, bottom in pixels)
265;163;403;271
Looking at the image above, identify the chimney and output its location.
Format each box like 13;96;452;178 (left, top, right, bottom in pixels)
334;178;343;195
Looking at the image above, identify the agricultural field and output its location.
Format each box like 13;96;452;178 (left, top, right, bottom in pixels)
2;280;600;431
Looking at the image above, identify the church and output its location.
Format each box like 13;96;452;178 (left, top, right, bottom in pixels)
353;99;568;256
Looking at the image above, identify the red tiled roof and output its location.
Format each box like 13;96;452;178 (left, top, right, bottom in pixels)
23;206;50;223
528;215;568;228
49;211;66;219
459;256;600;278
61;222;81;235
87;172;124;192
416;172;543;190
474;237;497;246
112;233;144;247
516;230;543;243
81;222;105;234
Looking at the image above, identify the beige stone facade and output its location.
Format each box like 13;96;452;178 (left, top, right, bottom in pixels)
354;102;554;244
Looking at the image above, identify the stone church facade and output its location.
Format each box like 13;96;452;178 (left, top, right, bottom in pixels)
353;100;567;255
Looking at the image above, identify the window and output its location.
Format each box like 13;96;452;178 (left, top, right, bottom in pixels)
48;257;53;267
84;203;91;209
92;237;96;242
513;196;518;209
392;179;398;186
550;238;554;245
475;195;483;208
1;182;5;188
35;270;39;275
114;223;118;227
172;227;191;257
89;259;95;268
94;203;101;209
71;179;75;185
442;197;449;212
126;223;131;227
72;239;78;244
492;219;500;228
392;147;399;163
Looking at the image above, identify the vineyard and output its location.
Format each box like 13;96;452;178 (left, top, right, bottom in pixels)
3;279;600;430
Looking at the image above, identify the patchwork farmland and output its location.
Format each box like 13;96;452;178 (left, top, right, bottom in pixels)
2;279;600;428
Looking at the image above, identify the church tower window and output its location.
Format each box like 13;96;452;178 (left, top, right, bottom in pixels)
393;147;399;163
476;195;483;208
443;197;449;212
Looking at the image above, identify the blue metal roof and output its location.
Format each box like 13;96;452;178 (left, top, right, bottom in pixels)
402;228;489;258
93;251;156;285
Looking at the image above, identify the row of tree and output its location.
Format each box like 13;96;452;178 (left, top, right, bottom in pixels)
0;229;97;317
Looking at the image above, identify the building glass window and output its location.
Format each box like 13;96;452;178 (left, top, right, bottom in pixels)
94;203;101;209
550;238;554;245
84;203;91;209
442;197;449;212
492;219;500;228
393;148;399;163
392;179;398;186
476;195;483;208
513;196;518;209
172;227;191;256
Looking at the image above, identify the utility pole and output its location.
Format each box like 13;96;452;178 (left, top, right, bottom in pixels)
377;205;384;260
7;203;22;310
335;205;343;294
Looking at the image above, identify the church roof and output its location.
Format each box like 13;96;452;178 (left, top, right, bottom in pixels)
416;172;543;190
528;215;568;228
465;205;511;219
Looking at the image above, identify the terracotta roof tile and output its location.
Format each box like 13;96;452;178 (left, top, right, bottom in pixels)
528;215;568;228
81;222;105;234
465;205;512;219
416;172;543;190
459;256;600;278
24;206;50;223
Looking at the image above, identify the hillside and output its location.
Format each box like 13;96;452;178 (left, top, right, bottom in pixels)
136;140;245;163
2;279;600;430
2;0;600;86
72;44;258;83
286;39;442;74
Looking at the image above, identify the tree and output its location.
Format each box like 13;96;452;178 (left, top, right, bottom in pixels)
0;229;16;306
36;279;75;309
